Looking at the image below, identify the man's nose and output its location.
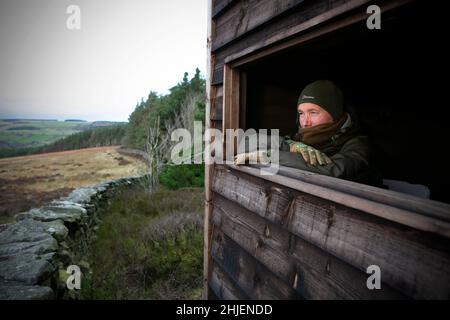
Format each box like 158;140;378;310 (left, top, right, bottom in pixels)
301;115;311;127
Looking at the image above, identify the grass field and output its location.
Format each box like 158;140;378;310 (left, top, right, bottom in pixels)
0;119;85;149
82;187;204;300
0;119;124;149
0;146;147;224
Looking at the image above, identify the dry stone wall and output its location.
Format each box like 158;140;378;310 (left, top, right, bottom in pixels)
0;175;149;299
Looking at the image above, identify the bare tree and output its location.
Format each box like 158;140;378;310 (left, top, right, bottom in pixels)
144;116;171;191
143;92;203;191
171;92;201;137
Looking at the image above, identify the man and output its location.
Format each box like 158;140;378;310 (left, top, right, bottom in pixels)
235;80;373;183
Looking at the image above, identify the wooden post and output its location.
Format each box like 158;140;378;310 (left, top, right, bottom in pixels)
222;64;240;161
203;0;213;300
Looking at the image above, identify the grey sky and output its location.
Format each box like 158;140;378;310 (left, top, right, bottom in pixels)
0;0;207;121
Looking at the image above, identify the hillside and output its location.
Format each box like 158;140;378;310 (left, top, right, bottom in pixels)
0;146;147;224
0;119;125;150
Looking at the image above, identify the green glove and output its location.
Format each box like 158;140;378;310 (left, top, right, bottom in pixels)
287;141;332;166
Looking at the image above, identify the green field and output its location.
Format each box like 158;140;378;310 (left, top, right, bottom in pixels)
0;119;124;149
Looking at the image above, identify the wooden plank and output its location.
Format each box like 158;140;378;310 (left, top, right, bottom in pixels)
272;165;450;223
213;166;292;225
228;0;415;65
212;63;224;85
214;0;414;83
213;194;295;283
212;165;450;299
287;194;450;300
212;0;306;51
212;0;237;19
210;86;223;121
211;228;301;299
289;228;407;300
222;64;240;161
213;193;405;299
246;0;412;65
222;65;240;131
212;0;366;83
207;285;219;300
230;164;450;238
239;70;247;129
209;260;249;300
204;0;213;299
203;196;214;299
211;99;223;121
224;0;377;64
211;0;417;84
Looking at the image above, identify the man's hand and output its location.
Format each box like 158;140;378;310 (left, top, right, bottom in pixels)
234;150;270;165
288;142;332;166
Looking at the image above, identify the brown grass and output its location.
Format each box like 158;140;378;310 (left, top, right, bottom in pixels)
0;146;148;222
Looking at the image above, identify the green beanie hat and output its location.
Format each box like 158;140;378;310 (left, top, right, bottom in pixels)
297;80;344;120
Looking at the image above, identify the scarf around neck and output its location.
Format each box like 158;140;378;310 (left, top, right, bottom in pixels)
296;113;349;147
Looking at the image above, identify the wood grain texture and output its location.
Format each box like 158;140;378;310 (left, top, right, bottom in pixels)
212;0;371;83
210;85;223;121
212;0;306;51
287;193;450;299
222;65;240;132
212;0;237;19
275;165;450;222
211;228;301;299
209;260;249;300
212;193;406;299
204;1;214;299
231;164;450;238
212;165;450;299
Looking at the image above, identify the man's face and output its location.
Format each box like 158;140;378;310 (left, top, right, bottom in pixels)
298;103;334;128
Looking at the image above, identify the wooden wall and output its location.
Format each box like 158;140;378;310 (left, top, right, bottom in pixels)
208;0;376;132
208;165;450;299
204;0;450;300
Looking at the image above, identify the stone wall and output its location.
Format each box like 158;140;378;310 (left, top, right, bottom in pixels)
0;175;150;299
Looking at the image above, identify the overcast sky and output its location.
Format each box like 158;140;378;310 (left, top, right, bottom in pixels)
0;0;207;121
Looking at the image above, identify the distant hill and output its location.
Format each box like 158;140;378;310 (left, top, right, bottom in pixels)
0;119;126;151
64;119;88;122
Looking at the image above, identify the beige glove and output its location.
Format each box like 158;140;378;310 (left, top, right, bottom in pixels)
234;150;270;165
288;141;332;166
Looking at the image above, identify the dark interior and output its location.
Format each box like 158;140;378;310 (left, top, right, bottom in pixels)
241;1;449;203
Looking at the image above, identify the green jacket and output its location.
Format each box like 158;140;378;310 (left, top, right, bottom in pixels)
238;115;376;184
277;134;371;183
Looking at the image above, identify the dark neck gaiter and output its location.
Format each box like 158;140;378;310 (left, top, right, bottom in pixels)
296;113;348;147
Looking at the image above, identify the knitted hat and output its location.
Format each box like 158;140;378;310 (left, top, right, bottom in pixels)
297;80;344;120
